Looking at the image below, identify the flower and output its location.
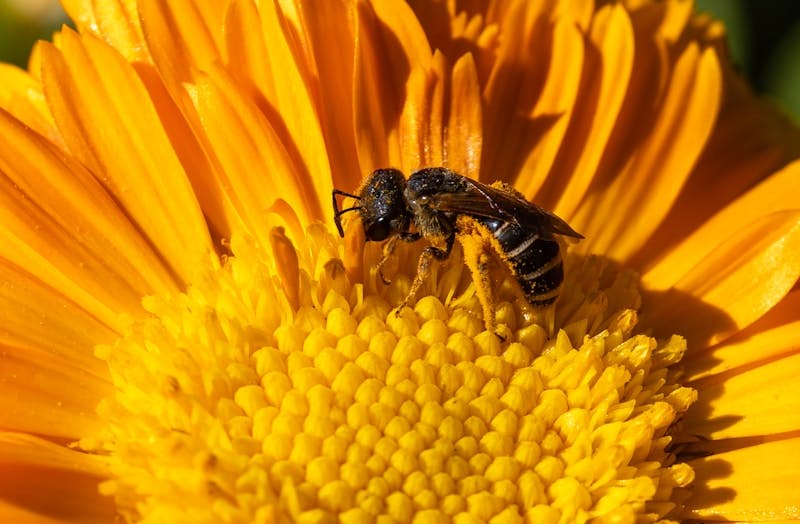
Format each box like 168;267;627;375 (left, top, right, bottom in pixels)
1;0;799;523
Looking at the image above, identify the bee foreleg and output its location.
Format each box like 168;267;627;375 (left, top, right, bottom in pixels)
375;236;399;285
398;231;422;243
376;232;423;285
397;235;454;313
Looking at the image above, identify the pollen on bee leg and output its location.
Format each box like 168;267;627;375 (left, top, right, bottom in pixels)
457;233;501;338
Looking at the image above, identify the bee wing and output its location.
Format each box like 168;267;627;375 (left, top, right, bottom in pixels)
429;179;584;239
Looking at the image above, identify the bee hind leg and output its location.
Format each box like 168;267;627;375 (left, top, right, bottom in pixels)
459;235;505;341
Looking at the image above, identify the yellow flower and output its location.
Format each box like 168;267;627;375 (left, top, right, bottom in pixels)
1;0;799;523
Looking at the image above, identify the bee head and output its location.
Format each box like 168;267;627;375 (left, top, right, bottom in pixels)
358;168;411;241
332;168;412;241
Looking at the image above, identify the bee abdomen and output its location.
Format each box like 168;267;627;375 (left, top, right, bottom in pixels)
480;219;564;306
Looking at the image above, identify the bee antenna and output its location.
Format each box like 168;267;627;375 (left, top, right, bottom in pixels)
332;189;362;237
333;206;361;237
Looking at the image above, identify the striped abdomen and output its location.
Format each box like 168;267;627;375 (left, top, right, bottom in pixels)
476;217;564;305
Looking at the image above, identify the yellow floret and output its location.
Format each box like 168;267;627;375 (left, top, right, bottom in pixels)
89;231;694;523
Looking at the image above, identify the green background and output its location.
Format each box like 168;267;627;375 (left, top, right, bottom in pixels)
0;0;798;121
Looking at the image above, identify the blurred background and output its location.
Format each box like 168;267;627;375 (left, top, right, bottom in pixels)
0;0;798;121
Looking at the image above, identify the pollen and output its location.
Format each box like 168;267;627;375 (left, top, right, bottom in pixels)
86;228;696;523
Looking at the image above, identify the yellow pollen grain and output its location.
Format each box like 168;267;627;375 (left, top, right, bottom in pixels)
88;234;695;523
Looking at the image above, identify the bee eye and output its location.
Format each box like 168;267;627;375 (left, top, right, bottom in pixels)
366;217;393;241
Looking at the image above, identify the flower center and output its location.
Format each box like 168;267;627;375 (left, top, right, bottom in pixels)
86;228;696;523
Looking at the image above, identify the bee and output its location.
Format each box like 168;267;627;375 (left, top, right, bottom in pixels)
332;167;583;335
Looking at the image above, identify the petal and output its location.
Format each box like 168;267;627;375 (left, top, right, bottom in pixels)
0;433;113;524
40;29;215;285
681;437;800;521
549;4;635;218
683;350;800;439
683;289;800;381
59;0;98;39
0;342;109;438
296;0;361;190
0;64;60;146
575;44;722;261
135;62;233;245
483;17;584;191
639;210;800;349
630;77;800;270
0;263;112;438
0;110;178;325
139;0;227;86
398;55;445;172
370;0;434;69
397;51;482;178
486;0;594;33
354;0;431;174
66;0;148;62
643;160;800;290
0;433;108;477
191;67;323;241
226;0;333;200
447;53;483;179
0;502;68;524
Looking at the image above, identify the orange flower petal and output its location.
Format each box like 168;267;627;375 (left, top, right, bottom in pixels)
296;0;361;189
40;29;215;285
576;44;722;262
640;210;800;348
0;262;113;437
0;433;108;476
0;259;114;371
0;110;179;324
139;0;226;86
75;0;148;62
0;343;108;438
684;290;800;381
191;66;324;241
59;0;98;40
369;0;433;68
447;53;482;179
0;502;68;524
0;434;113;524
354;0;431;173
631;77;800;270
0;64;60;145
503;20;584;196
684;350;800;439
226;0;333;197
398;51;482;177
644;160;800;290
398;52;447;171
682;437;800;521
550;4;635;218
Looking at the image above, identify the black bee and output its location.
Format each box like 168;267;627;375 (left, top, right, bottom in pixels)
332;167;583;334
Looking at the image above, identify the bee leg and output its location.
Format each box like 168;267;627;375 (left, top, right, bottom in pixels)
375;236;399;285
398;232;422;243
376;232;421;285
459;235;504;341
397;235;452;313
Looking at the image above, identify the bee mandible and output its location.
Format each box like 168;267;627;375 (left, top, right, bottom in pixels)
332;167;583;335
